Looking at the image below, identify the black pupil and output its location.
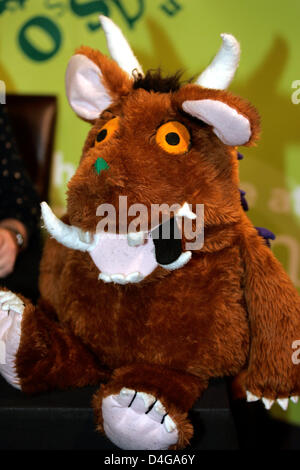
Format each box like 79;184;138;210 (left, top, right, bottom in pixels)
165;132;180;146
97;128;107;142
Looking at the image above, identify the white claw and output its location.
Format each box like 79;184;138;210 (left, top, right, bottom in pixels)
154;400;166;416
1;302;11;311
290;396;299;404
0;292;15;303
137;392;156;409
120;387;135;397
246;391;259;402
277;398;289;411
262;397;274;410
164;415;176;433
117;387;136;407
0;291;24;314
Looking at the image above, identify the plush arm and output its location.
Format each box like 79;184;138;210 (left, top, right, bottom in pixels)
239;214;300;399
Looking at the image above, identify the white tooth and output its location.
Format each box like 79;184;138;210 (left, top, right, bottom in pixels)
176;202;197;220
246;391;259;402
110;274;128;285
277;398;289;410
164;415;176;433
137;392;156;409
127;231;146;247
98;273;112;283
262;398;274;410
125;272;144;283
290;396;299;404
154;400;166;416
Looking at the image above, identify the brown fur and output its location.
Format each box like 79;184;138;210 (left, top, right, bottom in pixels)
13;48;300;449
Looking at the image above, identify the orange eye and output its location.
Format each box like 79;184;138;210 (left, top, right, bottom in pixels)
95;117;119;147
155;121;190;155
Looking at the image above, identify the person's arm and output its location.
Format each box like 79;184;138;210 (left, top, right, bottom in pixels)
0;217;28;246
0;219;28;277
0;105;41;277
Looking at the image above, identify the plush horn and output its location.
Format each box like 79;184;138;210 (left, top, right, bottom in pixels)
196;33;240;90
41;202;94;252
99;15;144;78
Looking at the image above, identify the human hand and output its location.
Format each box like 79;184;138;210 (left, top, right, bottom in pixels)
0;228;18;278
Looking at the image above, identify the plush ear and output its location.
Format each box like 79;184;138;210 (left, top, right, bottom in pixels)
178;86;260;146
65;47;132;121
183;99;252;146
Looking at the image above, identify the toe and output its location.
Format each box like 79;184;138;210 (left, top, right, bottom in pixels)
131;391;156;414
115;387;136;407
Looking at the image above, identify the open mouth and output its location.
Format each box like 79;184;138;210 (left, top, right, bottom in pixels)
41;202;196;285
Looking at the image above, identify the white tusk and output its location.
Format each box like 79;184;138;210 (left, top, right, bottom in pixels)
290;396;299;404
41;201;94;252
196;33;240;90
159;251;192;271
99;15;144;78
176;202;197;220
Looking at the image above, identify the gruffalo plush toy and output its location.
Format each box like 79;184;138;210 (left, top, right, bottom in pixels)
1;16;300;450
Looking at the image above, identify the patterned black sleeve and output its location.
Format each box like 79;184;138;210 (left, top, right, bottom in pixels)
0;104;41;240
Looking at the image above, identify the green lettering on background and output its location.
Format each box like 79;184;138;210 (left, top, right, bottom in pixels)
160;0;181;16
0;0;27;15
112;0;144;29
18;15;62;61
70;0;109;30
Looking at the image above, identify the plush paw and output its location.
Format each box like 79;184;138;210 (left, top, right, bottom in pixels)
246;390;299;410
102;388;178;450
0;290;24;389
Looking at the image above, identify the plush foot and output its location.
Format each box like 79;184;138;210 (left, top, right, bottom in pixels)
246;390;299;410
102;388;178;450
0;290;24;389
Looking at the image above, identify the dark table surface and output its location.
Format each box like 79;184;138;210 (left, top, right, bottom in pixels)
0;375;238;450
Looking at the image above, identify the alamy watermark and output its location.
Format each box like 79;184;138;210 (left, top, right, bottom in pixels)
291;80;300;104
292;340;300;364
95;197;205;250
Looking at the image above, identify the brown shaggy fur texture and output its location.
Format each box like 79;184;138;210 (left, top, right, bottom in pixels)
9;47;300;450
